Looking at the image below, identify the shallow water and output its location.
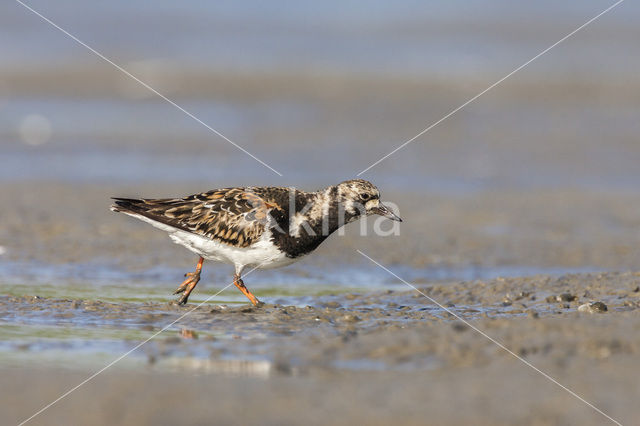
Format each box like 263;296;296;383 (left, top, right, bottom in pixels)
0;255;610;373
0;258;606;302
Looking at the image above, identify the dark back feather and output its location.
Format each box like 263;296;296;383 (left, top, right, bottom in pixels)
112;187;289;247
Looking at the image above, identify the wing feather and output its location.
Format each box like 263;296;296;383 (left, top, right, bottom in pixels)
111;187;280;247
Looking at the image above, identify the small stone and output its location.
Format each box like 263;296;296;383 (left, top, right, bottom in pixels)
273;359;292;375
452;322;466;332
518;291;531;299
210;305;229;314
556;293;577;302
578;302;608;314
340;314;361;323
509;291;530;301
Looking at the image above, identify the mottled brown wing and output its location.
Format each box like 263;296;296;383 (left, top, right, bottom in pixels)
112;188;278;247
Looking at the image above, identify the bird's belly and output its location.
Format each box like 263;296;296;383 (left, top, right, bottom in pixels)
257;254;300;270
169;229;295;269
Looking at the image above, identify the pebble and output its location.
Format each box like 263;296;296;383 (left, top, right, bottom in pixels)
451;322;466;332
507;291;530;301
556;293;577;302
578;302;608;313
340;314;361;323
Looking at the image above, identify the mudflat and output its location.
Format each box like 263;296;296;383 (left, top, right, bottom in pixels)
3;179;640;426
3;270;640;425
2;181;640;425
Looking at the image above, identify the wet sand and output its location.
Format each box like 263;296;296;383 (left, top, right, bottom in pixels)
2;182;640;424
3;271;640;425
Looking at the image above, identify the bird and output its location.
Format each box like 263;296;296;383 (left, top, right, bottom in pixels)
110;179;401;306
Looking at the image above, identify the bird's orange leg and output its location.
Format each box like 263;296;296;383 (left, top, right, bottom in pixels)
174;257;204;305
233;274;263;307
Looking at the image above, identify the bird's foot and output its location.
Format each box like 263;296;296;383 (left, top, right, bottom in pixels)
233;275;263;307
174;270;201;305
174;272;199;294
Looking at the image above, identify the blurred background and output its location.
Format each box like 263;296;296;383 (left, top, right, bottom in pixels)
1;0;640;295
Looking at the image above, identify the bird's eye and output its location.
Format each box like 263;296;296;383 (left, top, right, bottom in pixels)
361;193;371;201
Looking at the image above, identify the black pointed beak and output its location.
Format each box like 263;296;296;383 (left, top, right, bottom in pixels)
371;203;402;222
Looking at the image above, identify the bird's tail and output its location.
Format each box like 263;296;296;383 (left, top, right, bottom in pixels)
110;197;147;214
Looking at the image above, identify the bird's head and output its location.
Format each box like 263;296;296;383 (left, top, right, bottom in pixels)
335;179;402;222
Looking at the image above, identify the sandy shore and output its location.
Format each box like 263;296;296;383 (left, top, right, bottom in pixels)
2;181;640;424
3;271;640;425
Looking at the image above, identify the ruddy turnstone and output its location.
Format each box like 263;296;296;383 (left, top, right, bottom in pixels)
111;179;401;306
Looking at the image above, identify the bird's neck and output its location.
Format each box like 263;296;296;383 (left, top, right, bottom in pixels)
268;186;361;258
293;186;359;237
